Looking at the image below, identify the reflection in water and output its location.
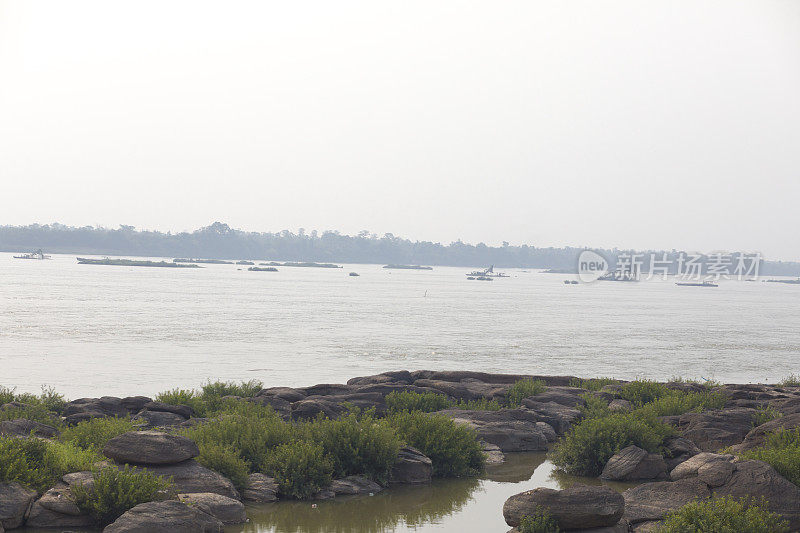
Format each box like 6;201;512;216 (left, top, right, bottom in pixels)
228;454;554;533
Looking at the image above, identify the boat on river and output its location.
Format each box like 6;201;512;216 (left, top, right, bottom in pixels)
466;265;508;278
676;280;718;287
13;249;51;260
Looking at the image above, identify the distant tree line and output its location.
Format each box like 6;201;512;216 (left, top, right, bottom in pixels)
1;222;798;275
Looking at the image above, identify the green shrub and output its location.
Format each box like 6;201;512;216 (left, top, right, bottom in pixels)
0;385;66;427
636;391;726;418
195;442;250;490
0;386;15;405
59;417;137;451
519;507;561;533
180;401;291;472
780;375;800;387
618;380;671;406
386;391;451;413
550;412;674;477
154;388;208;416
0;437;98;492
657;496;789;533
580;394;612;420
302;410;401;483
202;379;263;399
0;402;63;428
453;398;502;411
752;406;781;427
263;441;332;499
740;428;800;486
388;411;484;477
507;379;546;407
72;465;174;526
569;377;618;391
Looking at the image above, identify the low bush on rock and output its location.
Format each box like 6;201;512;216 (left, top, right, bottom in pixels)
618;379;672;406
385;391;502;413
388;410;484;477
202;379;263;399
72;465;175;526
568;377;618;391
636;390;726;417
155;379;263;417
518;506;560;533
59;417;138;451
507;379;546;407
657;496;789;533
264;441;333;499
739;428;800;486
0;436;98;491
550;412;673;476
301;409;401;484
752;406;781;427
579;394;612;419
780;374;800;387
386;391;451;413
0;385;66;427
194;441;250;490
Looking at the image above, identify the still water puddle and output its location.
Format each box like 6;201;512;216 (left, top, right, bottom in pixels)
228;454;635;533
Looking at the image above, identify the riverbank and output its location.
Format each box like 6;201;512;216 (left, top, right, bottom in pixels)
2;371;800;532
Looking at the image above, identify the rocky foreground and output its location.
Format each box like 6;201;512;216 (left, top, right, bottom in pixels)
1;370;800;532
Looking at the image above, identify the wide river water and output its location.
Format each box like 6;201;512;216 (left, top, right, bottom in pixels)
1;252;798;398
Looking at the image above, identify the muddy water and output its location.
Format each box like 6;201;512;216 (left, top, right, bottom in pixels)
227;454;636;533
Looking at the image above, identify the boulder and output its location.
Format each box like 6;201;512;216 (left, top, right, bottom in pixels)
521;400;582;434
536;421;558;443
662;436;700;471
290;397;346;420
177;493;246;524
103;431;199;465
622;478;710;524
0;418;58;438
435;409;549;451
529;387;587;407
250;395;292;419
482;442;505;464
142;402;193;419
600;445;668;481
0;483;36;529
329;476;382;495
143;460;240;500
36;484;82;516
255;386;307;402
730;413;800;453
63;470;94;491
242;473;278;502
712;459;800;530
120;396;152;413
677;408;757;451
25;500;95;529
390;446;432;484
503;484;624;530
670;452;735;484
132;409;187;428
298;383;353;397
103;500;223;532
63;396;129;424
347;370;415;385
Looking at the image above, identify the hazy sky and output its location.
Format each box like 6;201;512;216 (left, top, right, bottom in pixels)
1;1;799;259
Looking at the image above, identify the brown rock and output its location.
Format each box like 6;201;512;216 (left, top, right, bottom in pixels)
503;484;624;530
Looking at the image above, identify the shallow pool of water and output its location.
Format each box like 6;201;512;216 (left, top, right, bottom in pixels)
226;453;636;533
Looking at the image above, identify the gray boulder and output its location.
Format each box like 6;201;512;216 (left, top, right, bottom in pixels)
662;436;700;471
529;386;587;407
132;409;187;428
330;476;382;495
730;413;800;453
435;409;549;452
600;445;668;481
390;446;432;484
120;396;152;413
0;418;58;438
290;397;346;420
36;484;82;516
103;500;223;532
670;452;735;486
242;473;278;502
178;493;246;524
0;482;36;529
622;478;710;524
103;431;199;465
143;460;240;500
503;484;624;530
25;500;95;529
142;401;192;419
521;400;582;434
64;396;129;424
677;407;757;451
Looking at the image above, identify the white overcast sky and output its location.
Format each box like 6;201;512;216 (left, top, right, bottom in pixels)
1;1;799;259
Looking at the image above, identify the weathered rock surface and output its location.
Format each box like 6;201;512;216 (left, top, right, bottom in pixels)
521;400;582;434
600;445;668;481
120;396;152;413
103;500;224;532
178;493;246;524
436;408;549;451
142;401;192;419
677;407;756;451
662;436;701;471
36;484;82;516
670;452;735;486
529;386;587;407
0;482;37;529
390;446;432;484
143;460;240;500
25;500;96;529
730;413;800;453
242;473;278;502
63;396;129;424
103;431;199;465
0;418;58;438
482;442;505;464
608;399;633;412
330;476;382;495
132;409;187;428
622;478;710;524
503;484;624;530
63;470;95;491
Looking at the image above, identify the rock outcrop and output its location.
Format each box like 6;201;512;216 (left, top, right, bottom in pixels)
103;431;200;465
103;500;224;532
503;484;625;530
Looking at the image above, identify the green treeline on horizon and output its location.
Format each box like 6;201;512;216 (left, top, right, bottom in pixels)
1;221;799;274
